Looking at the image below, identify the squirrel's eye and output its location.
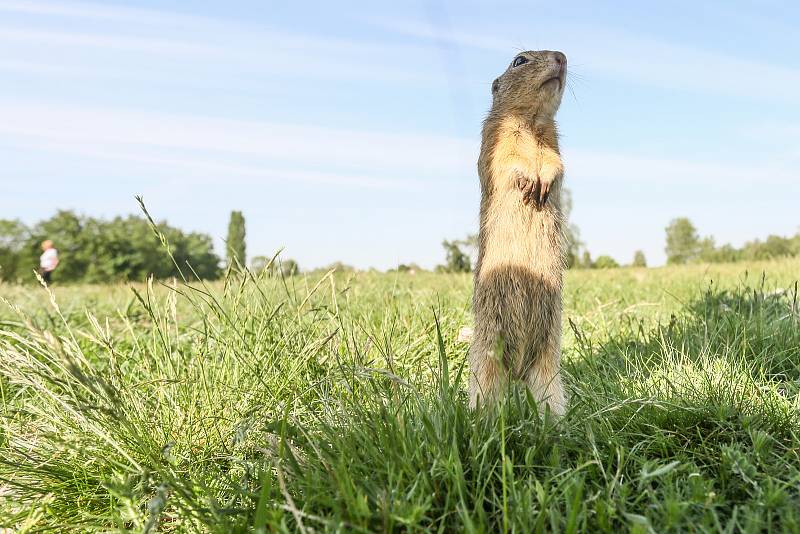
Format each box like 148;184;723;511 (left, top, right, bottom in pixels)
512;55;528;67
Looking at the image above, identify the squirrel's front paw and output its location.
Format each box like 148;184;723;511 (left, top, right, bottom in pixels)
515;172;551;210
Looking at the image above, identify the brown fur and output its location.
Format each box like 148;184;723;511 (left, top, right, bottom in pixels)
469;50;568;415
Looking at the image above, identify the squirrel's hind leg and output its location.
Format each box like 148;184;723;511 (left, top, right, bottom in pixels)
468;338;507;409
524;332;566;416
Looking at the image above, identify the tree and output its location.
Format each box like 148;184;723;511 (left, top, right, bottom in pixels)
632;250;647;268
562;188;583;268
745;235;794;260
226;211;246;271
323;261;354;273
708;244;741;263
250;255;272;274
251;255;300;277
172;230;222;280
460;234;479;266
24;210;89;282
3;211;220;283
665;217;700;265
696;236;717;263
395;263;422;273
581;251;592;269
0;219;28;281
279;259;300;277
593;255;619;269
441;239;471;273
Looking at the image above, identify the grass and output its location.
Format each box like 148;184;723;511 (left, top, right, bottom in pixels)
0;258;799;532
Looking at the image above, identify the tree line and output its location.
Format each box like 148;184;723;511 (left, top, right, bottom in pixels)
435;213;799;273
0;209;306;284
2;208;796;283
664;217;800;265
0;211;221;283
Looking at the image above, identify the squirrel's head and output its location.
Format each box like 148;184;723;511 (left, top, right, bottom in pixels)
491;50;567;119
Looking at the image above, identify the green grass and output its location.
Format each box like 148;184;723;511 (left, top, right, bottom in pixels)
1;259;799;532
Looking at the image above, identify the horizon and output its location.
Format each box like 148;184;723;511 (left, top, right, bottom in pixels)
1;0;799;270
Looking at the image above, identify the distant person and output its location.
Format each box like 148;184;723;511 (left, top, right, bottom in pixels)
39;240;59;284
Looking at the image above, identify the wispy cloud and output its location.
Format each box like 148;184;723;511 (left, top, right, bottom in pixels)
5;137;422;191
370;16;800;101
4;100;795;195
0;27;221;56
564;148;798;189
0;0;211;26
0;102;472;189
0;2;442;84
0;58;80;75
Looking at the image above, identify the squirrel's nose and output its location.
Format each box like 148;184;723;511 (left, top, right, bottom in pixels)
552;51;566;67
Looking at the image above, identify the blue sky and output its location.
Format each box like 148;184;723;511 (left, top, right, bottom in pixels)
1;0;798;269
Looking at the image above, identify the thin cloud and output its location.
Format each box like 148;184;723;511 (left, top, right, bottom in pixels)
564;149;798;189
0;58;80;75
0;20;442;84
370;16;800;101
0;0;215;26
0;27;223;57
6;137;424;191
3;101;795;196
0;102;468;187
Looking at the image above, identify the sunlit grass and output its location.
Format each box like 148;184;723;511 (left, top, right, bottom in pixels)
0;258;799;531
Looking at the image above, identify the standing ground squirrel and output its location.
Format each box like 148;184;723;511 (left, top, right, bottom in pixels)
470;50;568;415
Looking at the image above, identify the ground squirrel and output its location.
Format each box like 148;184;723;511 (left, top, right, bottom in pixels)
469;50;568;415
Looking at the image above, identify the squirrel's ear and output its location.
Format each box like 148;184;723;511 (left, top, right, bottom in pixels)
491;78;500;94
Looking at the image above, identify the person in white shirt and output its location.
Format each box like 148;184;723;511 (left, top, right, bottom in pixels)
39;240;59;284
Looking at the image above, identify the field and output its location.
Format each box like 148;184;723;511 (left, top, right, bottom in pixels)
1;259;799;532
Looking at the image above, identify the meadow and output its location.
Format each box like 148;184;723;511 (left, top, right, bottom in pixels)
1;258;799;532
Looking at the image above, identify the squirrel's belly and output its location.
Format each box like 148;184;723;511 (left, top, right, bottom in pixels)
479;195;563;280
473;193;564;372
